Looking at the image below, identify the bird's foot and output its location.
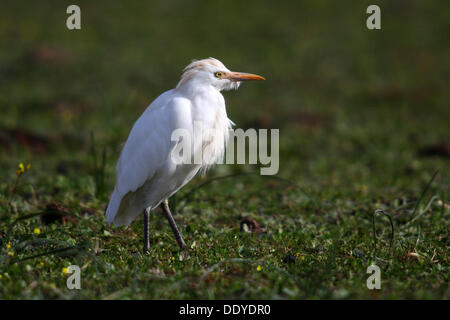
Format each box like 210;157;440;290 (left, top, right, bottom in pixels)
178;241;187;251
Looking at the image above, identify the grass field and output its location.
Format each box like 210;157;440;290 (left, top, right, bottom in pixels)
0;1;448;299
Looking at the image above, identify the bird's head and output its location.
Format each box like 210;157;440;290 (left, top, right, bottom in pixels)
176;58;265;91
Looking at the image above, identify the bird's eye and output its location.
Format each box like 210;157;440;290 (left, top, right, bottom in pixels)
214;72;223;78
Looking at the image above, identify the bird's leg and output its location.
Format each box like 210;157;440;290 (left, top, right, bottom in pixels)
160;200;186;250
143;207;151;254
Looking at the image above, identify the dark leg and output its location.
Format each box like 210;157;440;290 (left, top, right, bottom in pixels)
143;207;151;253
160;200;186;250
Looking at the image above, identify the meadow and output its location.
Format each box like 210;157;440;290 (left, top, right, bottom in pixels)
0;1;448;299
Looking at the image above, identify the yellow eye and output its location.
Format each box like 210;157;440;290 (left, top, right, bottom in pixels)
214;72;223;78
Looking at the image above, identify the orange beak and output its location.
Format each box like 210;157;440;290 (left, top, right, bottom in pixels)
226;71;266;82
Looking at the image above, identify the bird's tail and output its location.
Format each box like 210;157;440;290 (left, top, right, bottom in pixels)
106;187;145;227
105;187;122;225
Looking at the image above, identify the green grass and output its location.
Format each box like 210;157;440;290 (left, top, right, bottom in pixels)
0;1;448;299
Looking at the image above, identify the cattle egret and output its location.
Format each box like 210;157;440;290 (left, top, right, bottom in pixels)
106;58;265;252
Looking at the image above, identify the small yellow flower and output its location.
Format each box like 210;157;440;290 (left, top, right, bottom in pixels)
62;267;69;274
256;265;262;272
6;242;11;250
8;251;14;256
171;256;175;261
33;228;41;235
16;163;30;176
39;262;45;267
361;184;368;194
300;256;305;261
0;274;2;280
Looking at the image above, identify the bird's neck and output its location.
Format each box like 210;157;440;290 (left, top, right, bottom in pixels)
176;81;220;100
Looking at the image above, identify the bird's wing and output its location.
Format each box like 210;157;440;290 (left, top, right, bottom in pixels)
106;90;193;224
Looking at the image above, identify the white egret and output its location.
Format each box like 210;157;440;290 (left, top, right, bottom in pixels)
105;58;265;252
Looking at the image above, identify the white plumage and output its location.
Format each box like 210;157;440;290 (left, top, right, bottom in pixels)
105;57;264;250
